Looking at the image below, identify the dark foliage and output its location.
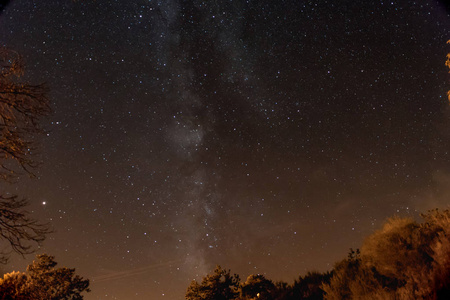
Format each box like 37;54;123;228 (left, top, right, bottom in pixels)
186;265;240;300
186;210;450;300
186;266;330;300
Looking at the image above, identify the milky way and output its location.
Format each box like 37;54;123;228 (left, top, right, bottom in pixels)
1;1;450;299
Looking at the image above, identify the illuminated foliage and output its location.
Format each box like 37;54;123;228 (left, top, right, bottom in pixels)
0;271;29;299
323;210;450;299
0;254;90;299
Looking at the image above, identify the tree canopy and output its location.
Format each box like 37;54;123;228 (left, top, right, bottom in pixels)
0;254;90;299
186;265;240;300
185;265;329;300
186;209;450;300
323;209;450;299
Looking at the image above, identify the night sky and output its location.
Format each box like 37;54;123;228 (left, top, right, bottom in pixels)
1;0;450;299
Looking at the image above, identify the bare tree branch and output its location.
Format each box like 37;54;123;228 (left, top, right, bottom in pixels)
0;48;52;262
0;48;50;181
0;196;51;264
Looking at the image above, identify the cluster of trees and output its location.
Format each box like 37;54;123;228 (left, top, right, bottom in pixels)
186;209;450;300
186;265;331;300
323;209;450;299
0;254;90;299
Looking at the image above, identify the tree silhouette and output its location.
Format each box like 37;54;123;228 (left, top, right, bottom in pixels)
323;210;450;299
0;196;48;264
0;48;50;179
0;48;51;262
240;274;276;300
292;271;332;300
186;265;240;300
0;254;90;299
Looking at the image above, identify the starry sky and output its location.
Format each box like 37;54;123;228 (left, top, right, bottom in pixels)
1;0;450;299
